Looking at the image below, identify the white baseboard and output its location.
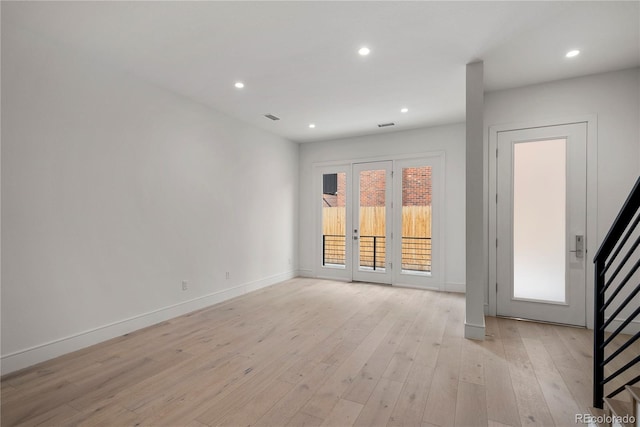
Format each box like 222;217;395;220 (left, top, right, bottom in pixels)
1;270;297;375
464;318;486;341
604;316;640;335
445;282;466;293
393;283;440;291
297;269;314;278
381;282;465;293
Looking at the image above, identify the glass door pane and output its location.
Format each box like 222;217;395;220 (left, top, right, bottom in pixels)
358;169;387;271
401;166;432;274
322;172;346;268
513;138;566;303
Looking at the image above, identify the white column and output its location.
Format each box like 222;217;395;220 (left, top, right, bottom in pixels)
465;61;486;340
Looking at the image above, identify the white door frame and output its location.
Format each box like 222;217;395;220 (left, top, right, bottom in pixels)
488;115;598;328
496;124;586;325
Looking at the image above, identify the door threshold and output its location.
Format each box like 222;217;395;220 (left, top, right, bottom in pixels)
351;280;392;287
495;315;586;329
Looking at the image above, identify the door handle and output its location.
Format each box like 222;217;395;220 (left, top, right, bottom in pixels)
569;235;584;258
353;236;359;240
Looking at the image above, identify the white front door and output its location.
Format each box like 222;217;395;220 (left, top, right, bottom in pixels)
352;161;393;284
496;123;587;326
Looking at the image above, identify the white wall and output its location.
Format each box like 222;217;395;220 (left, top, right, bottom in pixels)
298;124;466;291
1;23;299;373
485;67;640;329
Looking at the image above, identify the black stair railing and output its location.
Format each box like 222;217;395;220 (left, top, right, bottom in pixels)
593;176;640;408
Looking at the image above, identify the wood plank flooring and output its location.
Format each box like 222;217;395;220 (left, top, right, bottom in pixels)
0;278;631;426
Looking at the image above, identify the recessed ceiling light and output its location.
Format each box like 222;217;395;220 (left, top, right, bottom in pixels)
234;82;245;89
358;47;371;56
400;107;409;113
309;123;316;129
566;50;580;58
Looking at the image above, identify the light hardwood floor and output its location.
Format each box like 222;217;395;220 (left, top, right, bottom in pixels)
0;278;635;426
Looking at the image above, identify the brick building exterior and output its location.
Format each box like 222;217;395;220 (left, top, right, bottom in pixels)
322;167;431;207
402;167;432;206
359;170;386;206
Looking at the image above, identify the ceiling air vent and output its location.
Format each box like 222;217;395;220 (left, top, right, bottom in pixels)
378;122;395;128
264;114;281;121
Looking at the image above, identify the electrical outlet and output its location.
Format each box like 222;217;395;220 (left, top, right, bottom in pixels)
225;272;230;280
182;280;188;291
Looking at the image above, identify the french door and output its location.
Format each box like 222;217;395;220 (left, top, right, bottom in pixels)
352;162;393;284
318;157;441;288
496;123;587;326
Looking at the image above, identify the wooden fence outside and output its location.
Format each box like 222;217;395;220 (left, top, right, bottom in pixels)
322;206;431;237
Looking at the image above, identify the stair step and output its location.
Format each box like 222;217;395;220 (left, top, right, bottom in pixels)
626;386;640;421
589;406;611;427
604;398;635;427
626;386;640;404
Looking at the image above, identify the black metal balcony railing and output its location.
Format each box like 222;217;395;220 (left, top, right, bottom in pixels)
322;234;346;266
593;176;640;408
402;237;432;272
322;235;431;272
358;236;387;270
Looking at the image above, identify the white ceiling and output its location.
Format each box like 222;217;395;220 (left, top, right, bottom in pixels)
4;1;639;143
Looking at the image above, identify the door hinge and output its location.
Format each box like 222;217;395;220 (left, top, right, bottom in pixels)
496;194;498;204
496;238;498;247
390;262;393;269
391;232;393;239
391;170;394;177
496;148;498;157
